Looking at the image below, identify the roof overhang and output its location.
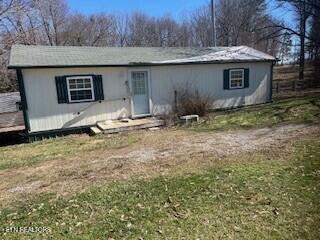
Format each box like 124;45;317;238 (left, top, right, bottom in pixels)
8;59;276;70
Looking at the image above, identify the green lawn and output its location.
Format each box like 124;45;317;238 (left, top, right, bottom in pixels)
0;139;319;239
188;95;320;132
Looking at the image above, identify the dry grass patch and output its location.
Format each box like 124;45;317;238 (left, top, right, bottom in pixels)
0;133;141;170
0;138;319;239
0;123;318;206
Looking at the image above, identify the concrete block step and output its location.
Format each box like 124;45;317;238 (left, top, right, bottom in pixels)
90;126;102;135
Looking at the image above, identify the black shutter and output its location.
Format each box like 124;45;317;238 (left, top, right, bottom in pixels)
93;75;104;101
55;76;69;104
244;68;249;88
223;69;230;90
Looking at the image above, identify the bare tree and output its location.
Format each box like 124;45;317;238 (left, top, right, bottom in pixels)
155;16;182;46
182;0;280;53
0;0;32;92
115;13;129;46
32;0;68;45
297;0;308;81
0;0;14;18
189;5;212;47
278;32;292;64
265;0;317;81
217;0;274;47
308;0;320;61
126;12;149;46
0;0;286;92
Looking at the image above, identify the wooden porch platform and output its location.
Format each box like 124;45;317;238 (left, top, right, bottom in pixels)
93;117;164;134
0;125;24;134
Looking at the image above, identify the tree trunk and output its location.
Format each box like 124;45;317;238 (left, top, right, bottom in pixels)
299;0;307;82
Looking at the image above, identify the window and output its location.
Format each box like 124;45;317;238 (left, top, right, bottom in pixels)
229;69;244;89
66;76;95;102
132;71;147;95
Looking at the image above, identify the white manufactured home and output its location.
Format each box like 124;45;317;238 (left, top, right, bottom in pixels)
8;45;275;138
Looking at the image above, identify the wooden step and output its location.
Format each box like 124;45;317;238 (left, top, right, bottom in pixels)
97;118;164;134
90;126;102;135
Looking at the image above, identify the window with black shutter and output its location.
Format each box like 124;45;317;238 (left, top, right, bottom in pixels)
55;76;69;103
55;75;104;103
223;68;249;90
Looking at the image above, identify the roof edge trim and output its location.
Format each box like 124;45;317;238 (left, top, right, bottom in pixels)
8;59;276;69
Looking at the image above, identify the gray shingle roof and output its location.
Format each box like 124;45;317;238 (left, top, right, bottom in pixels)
8;45;275;68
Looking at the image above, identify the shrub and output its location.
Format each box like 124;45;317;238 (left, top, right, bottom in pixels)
175;87;214;117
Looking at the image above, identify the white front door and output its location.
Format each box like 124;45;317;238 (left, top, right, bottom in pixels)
130;70;150;117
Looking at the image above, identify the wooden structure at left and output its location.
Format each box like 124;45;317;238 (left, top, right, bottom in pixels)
0;92;24;133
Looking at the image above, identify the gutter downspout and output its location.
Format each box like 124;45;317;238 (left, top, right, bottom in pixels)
16;69;30;137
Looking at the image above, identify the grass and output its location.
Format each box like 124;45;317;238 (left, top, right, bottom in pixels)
0;95;319;239
0;139;319;239
273;64;317;82
0;133;141;170
188;95;320;132
0;95;319;171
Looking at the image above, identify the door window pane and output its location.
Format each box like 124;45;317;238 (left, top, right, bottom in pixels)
132;72;147;95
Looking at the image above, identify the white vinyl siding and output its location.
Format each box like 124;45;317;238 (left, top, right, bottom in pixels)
22;62;271;133
23;67;130;132
150;62;271;114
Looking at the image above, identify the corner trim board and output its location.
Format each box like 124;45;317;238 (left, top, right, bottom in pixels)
16;68;30;133
269;63;274;101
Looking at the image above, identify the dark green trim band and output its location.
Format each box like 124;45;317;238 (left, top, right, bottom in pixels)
16;69;30;133
8;60;275;69
28;125;93;142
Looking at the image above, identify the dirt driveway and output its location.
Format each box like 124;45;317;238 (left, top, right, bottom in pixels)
1;123;319;204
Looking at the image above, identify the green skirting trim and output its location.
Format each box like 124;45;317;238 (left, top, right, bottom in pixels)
28;126;93;142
